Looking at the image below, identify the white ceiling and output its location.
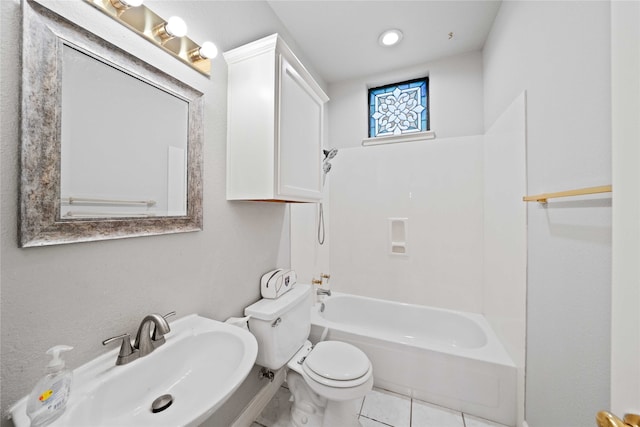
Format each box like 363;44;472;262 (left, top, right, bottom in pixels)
266;1;502;84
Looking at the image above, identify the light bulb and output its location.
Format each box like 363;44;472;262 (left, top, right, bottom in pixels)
199;41;218;59
165;16;187;38
379;29;403;47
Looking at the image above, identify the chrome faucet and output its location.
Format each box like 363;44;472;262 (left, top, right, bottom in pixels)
102;311;175;365
134;312;175;357
317;288;331;297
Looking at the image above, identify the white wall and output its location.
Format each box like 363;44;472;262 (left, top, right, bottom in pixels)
0;1;315;425
329;51;484;149
289;52;486;311
290;187;331;285
611;0;640;415
328;136;484;312
483;2;612;426
483;92;527;426
321;61;528;423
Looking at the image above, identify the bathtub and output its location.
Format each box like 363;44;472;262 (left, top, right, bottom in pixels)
309;292;516;426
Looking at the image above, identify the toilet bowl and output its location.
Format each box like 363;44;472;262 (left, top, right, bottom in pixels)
245;284;373;427
286;341;373;427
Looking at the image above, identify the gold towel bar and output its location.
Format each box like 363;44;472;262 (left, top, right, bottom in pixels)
523;185;612;203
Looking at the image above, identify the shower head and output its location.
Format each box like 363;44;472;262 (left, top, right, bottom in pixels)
323;148;338;160
323;161;332;174
322;149;337;187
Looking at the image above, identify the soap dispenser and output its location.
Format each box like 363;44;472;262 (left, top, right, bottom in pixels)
26;345;73;427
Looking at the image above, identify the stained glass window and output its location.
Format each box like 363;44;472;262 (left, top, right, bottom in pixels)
368;77;429;138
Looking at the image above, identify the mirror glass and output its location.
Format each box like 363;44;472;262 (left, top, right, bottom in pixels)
60;45;189;219
20;0;203;247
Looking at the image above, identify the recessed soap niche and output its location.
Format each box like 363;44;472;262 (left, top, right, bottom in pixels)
389;218;409;256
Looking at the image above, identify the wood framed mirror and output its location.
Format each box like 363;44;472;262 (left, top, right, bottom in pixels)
20;0;204;247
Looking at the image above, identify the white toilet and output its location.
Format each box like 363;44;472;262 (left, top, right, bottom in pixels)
245;284;373;427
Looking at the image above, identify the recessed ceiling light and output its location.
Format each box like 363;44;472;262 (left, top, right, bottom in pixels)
379;29;403;47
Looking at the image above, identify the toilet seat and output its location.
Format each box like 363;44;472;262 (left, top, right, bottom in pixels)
303;363;372;388
302;341;372;388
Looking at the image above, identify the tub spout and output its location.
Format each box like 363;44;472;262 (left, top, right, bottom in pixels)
317;288;331;297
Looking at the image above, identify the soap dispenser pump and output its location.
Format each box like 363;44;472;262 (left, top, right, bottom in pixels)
26;345;73;427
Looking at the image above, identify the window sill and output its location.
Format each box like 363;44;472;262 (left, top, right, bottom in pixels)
361;130;436;147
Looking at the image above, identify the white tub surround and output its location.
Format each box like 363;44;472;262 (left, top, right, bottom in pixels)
310;292;516;426
328;135;484;313
483;91;527;426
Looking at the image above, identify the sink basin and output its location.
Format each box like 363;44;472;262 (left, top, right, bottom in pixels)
9;314;258;427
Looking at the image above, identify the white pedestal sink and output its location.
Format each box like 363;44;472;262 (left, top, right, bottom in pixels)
9;314;258;427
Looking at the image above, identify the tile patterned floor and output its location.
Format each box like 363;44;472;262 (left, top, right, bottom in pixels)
251;386;511;427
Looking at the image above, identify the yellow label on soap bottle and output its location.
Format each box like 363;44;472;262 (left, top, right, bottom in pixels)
38;389;53;402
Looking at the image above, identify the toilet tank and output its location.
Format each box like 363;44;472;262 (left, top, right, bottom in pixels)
244;284;313;370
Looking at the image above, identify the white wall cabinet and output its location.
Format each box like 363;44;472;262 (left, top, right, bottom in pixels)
224;34;328;202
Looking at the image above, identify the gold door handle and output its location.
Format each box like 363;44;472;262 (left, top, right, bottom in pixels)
597;411;640;427
625;414;640;427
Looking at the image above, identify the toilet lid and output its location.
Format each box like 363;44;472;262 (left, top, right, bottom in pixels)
304;341;370;381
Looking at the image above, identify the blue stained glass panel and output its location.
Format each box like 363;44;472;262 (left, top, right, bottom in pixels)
368;77;429;138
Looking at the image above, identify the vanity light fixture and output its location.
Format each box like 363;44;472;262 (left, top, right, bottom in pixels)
84;0;213;76
379;29;403;47
154;16;188;43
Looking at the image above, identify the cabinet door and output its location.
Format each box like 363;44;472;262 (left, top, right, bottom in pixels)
277;56;323;201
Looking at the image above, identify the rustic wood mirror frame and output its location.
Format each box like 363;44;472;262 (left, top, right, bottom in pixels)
20;0;204;247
